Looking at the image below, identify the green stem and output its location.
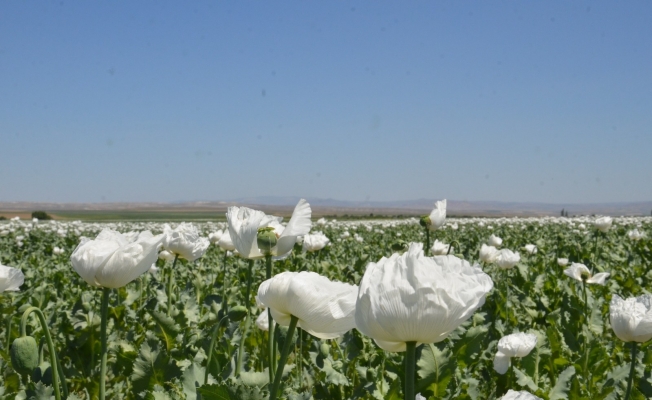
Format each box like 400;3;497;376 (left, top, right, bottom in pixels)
167;255;179;316
624;342;638;400
447;240;460;255
424;229;431;256
221;252;229;313
269;316;298;400
20;306;65;400
582;281;588;324
99;288;110;400
405;341;417;400
236;260;255;377
266;255;276;382
204;315;229;385
5;316;12;355
298;329;303;389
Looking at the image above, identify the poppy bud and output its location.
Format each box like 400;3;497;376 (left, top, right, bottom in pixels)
10;336;39;375
257;227;278;255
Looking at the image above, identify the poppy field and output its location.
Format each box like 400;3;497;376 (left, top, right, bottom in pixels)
0;202;651;400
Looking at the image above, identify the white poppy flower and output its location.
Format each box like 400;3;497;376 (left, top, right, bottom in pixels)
499;390;542;400
524;244;537;254
355;243;493;352
479;244;499;263
70;229;164;288
609;294;652;343
628;229;646;241
488;234;503;247
557;258;569;267
257;271;357;339
158;250;175;261
302;232;330;252
563;263;610;285
424;199;447;231
594;216;613;232
208;230;223;244
255;309;269;331
495;249;520;269
162;222;210;262
493;332;537;374
0;264;24;292
217;230;236;251
431;240;452;255
227;199;312;260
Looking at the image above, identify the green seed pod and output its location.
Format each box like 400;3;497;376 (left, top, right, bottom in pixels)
391;241;408;252
257;227;277;255
32;361;53;385
10;336;39;375
227;306;248;322
319;342;330;358
419;215;431;228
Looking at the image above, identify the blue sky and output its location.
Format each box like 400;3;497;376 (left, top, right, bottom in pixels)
1;1;650;204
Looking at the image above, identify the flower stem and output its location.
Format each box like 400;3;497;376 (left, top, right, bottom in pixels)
265;255;276;382
269;315;298;400
204;315;229;385
220;252;228;313
405;341;417;400
99;287;110;400
20;307;66;400
582;281;588;322
236;259;255;377
167;255;179;316
424;229;431;256
624;342;638;400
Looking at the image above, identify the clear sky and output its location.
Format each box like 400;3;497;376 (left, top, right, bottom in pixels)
1;1;651;204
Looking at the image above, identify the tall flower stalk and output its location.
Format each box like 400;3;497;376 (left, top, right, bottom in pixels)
70;229;163;399
419;199;446;256
99;288;110;400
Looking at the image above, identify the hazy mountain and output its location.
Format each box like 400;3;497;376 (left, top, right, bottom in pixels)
2;197;651;217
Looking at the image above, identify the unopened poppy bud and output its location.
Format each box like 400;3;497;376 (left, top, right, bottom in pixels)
257;227;278;255
227;306;248;322
419;216;431;228
10;336;39;375
391;241;408;252
320;342;330;358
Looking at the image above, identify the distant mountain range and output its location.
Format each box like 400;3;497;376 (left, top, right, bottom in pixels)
1;197;651;217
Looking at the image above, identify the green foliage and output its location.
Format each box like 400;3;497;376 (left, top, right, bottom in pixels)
0;216;650;398
31;211;52;220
